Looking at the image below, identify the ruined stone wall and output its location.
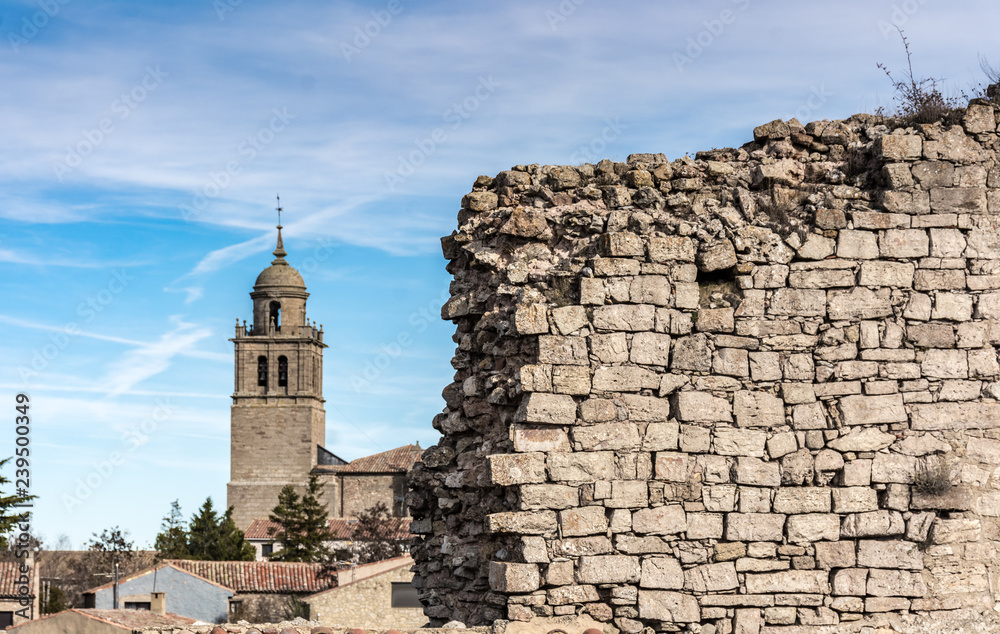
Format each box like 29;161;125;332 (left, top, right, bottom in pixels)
408;95;1000;632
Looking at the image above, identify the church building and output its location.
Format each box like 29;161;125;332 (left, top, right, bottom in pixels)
227;222;420;531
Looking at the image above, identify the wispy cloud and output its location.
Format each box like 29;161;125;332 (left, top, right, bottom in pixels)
101;317;215;396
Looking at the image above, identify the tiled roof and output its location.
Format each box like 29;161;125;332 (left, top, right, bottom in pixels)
164;560;334;594
245;517;412;541
0;561;34;599
83;563;233;595
316;444;422;474
10;609;196;631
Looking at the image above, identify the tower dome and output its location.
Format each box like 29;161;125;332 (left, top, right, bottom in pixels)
254;225;306;290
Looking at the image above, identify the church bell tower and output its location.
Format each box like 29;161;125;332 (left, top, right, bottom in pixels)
227;219;327;531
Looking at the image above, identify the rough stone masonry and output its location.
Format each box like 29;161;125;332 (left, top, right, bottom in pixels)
408;91;1000;633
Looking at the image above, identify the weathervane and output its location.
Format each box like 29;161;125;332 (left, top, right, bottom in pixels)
276;194;283;227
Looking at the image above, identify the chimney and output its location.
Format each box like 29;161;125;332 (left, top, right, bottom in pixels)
150;592;166;616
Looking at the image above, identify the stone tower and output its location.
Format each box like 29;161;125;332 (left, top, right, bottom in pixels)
227;225;327;530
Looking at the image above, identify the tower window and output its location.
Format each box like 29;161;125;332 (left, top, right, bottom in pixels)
278;356;288;387
257;356;268;387
269;301;281;332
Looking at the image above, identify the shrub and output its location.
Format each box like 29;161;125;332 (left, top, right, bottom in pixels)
876;28;965;125
912;459;952;496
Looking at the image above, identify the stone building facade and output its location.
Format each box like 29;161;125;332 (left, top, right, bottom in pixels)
409;93;1000;632
227;225;422;531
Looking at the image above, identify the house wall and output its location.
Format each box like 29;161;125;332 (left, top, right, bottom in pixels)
229;593;303;623
305;564;425;629
340;474;404;517
90;567;231;623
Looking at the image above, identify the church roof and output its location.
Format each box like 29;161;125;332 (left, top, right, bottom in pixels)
163;560;333;594
0;561;34;599
316;444;423;474
245;517;412;541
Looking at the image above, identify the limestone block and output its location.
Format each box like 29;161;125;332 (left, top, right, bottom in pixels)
783;355;815;381
905;292;932;320
876;134;921;160
620;394;670;422
733;391;785;427
697;240;737;272
592;366;657;392
648;236;695;262
832;487;879;513
964;102;997;133
929;228;967;258
911;161;954;187
786;513;840;543
930;187;987;213
489;561;540;592
921;349;968;379
789;268;855;288
641;422;679;451
703;484;737;512
956;322;990;348
933;292;974;321
749;351;782;381
891;433;950;456
969;348;1000;378
767;432;798;459
930;518;982;543
780;449;814;486
856;539;922;569
841;510;905;538
519;484;578;510
738;486;771;513
630;276;671;306
671;333;712;371
616;535;670;555
837;230;879;259
552;365;591;395
814;541;856;569
858;261;914;288
967;227;1000;259
580;277;605;305
539;335;589;365
639;556;683;589
547;452;615;482
571;422;641;451
684;562;738;592
907;322;955;348
764;606;798;625
842;459;872;487
547;584;600;605
827;427;895;452
488;453;547;485
577;554;640;584
674;282;699;309
686;512;724;539
796;235;837;260
713;348;749;377
744;570;829;594
769;288;827;317
601;231;644;256
867;569;927;597
550;306;589;336
605;480;648;509
516;393;577;425
697;307;735;333
735;457;780;487
630;331;671;365
631;505;686;535
772;488;831;514
827;287;892;320
593;304;656;331
915;269;967;291
832;568;868;595
580;397;616;422
559;506;609;536
515;303;549;335
837;393;906;426
713;427;767;457
726;513;785;541
487;510;557;534
512;425;570;453
637;590;700;622
791;401;826;430
518;364;552;392
872;453;915;483
753;265;790;288
879;229;929;258
673;391;732;423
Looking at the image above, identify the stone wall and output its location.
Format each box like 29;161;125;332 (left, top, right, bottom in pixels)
304;560;426;629
408;94;1000;632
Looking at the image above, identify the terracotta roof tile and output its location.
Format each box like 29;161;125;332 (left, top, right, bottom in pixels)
0;561;34;598
245;517;411;541
11;609;197;631
164;560;334;594
315;444;422;474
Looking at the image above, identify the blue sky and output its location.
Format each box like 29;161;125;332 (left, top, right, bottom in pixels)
2;0;998;548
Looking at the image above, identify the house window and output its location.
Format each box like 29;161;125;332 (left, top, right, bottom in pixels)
262;543;273;557
390;582;421;608
124;602;151;610
278;356;288;387
257;356;268;387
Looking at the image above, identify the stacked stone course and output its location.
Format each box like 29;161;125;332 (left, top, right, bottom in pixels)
409;94;1000;632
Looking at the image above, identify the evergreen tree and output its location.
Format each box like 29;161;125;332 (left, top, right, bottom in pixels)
352;502;404;564
184;498;255;561
0;456;37;550
153;500;189;560
217;506;255;561
268;475;331;562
